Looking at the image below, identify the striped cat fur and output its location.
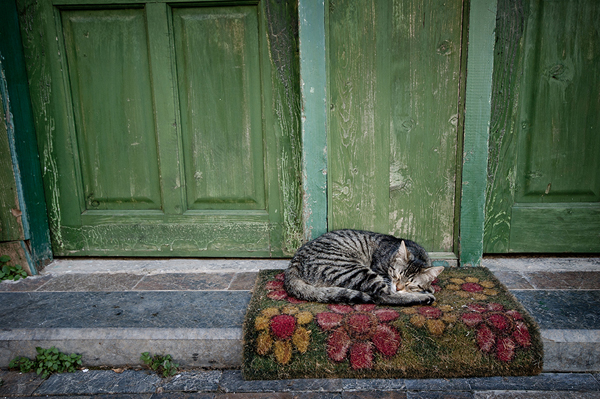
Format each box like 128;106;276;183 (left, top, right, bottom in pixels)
284;229;444;306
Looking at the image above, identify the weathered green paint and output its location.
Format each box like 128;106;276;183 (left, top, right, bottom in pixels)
459;0;496;266
0;0;52;271
0;79;24;242
327;0;466;255
485;0;600;253
17;0;302;257
62;8;163;212
263;0;303;254
299;0;328;241
174;6;266;211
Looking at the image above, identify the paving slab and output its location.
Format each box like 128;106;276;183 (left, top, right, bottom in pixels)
345;392;408;399
153;393;215;399
511;290;600;330
473;393;600;399
34;370;161;395
42;259;289;275
0;372;44;397
36;274;143;292
483;257;600;272
407;393;472;399
0;291;250;329
342;379;406;391
465;373;600;391
159;371;221;393
404;379;471;391
218;370;344;393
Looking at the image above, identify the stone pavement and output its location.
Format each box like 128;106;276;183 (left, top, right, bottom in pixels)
1;257;599;397
1;369;600;398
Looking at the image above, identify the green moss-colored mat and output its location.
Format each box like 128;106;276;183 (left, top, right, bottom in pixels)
242;267;543;380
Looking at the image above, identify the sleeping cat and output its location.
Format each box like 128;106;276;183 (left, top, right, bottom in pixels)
284;229;444;306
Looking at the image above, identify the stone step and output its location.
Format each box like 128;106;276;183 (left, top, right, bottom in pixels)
0;257;598;373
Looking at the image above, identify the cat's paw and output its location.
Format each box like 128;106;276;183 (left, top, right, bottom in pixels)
416;292;435;305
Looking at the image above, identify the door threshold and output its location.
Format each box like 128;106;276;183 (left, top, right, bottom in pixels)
483;256;600;272
41;258;290;276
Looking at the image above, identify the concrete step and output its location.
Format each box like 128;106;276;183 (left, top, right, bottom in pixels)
1;258;599;373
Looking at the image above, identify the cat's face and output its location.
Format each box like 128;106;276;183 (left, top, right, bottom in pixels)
392;266;444;293
389;240;444;293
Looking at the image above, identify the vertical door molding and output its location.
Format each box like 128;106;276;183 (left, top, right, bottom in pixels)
298;0;328;241
0;0;52;272
459;0;497;266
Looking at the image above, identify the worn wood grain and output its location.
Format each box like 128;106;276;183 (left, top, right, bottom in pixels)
388;0;464;252
62;8;162;211
510;205;600;252
0;83;24;242
328;0;389;233
0;0;51;270
174;6;266;210
484;0;526;253
328;0;465;253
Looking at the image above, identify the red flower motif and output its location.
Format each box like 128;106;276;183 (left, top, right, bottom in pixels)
317;304;401;370
461;303;532;362
462;282;484;292
419;306;443;319
270;314;296;340
265;273;307;304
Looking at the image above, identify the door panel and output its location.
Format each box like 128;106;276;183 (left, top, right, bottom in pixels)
517;0;600;204
173;7;266;210
485;0;600;253
328;0;466;254
18;0;302;257
62;9;162;211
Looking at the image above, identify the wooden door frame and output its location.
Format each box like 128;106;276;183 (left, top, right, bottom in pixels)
3;0;497;267
0;0;53;273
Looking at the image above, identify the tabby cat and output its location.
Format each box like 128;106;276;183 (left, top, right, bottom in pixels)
284;229;444;306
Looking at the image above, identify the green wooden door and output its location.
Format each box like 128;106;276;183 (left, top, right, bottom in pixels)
327;0;467;256
17;0;302;257
485;0;600;253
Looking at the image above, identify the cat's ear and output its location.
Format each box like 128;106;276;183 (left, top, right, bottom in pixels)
425;266;444;279
397;240;410;264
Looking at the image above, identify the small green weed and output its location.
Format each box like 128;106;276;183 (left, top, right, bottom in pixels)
9;347;82;379
140;352;179;378
0;255;28;281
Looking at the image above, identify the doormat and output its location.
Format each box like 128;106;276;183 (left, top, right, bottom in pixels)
242;267;543;380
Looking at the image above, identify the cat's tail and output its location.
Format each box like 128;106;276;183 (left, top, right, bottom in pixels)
284;266;372;304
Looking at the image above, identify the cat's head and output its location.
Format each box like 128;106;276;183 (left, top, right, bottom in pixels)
389;240;444;294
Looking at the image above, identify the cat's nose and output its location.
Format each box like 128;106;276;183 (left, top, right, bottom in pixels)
395;283;405;291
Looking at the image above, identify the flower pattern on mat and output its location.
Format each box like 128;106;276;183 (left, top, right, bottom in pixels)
446;277;498;300
461;302;531;362
265;272;307;304
255;305;313;364
316;304;402;369
403;304;458;336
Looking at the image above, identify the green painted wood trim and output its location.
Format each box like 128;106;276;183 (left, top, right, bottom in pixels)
298;0;328;241
459;0;497;267
0;68;25;243
0;0;52;272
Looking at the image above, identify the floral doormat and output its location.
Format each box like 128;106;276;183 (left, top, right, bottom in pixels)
242;268;543;380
